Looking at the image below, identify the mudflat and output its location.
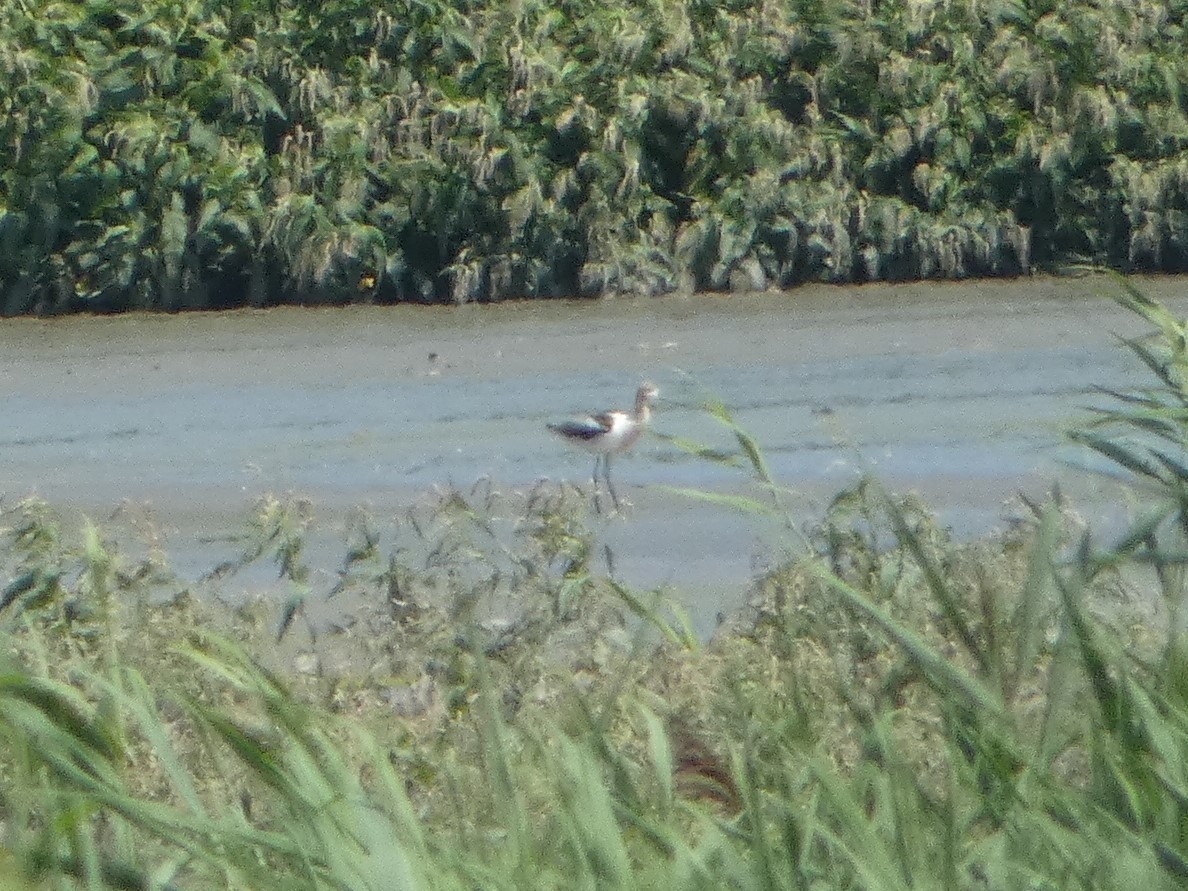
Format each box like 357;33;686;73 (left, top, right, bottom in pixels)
0;275;1179;633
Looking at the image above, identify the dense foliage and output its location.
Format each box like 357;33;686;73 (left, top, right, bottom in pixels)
3;0;1188;312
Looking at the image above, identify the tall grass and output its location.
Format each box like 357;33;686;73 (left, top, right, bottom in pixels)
6;284;1188;887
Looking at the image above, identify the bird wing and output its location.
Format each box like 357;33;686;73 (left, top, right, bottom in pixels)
548;413;614;441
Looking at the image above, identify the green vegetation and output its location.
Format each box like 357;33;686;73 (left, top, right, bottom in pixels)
1;283;1188;887
3;0;1188;312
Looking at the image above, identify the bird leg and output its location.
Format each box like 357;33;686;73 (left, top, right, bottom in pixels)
604;454;621;511
591;455;604;515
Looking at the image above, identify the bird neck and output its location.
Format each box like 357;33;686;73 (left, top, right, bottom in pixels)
634;393;653;423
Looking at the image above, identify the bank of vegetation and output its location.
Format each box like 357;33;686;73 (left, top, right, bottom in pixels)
0;282;1187;887
2;0;1188;313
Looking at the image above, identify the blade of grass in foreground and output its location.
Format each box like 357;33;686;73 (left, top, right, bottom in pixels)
808;756;913;891
810;562;1003;722
659;389;809;550
608;580;699;649
1052;550;1188;837
1010;504;1060;702
546;735;635;886
652;431;743;468
877;485;989;678
177;635;442;890
652;485;777;516
475;662;531;885
120;668;207;817
703;398;775;486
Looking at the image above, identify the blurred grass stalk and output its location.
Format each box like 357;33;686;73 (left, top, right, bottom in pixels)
5;282;1188;886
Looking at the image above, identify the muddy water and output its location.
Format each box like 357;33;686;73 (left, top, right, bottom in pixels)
0;275;1180;636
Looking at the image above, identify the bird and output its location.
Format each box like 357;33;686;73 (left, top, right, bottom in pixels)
547;383;659;512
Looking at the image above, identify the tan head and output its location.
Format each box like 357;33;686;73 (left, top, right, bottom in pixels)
635;382;659;419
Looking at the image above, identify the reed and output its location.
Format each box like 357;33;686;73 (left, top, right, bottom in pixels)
3;0;1187;312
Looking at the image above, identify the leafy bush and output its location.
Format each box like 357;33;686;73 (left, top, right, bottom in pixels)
4;0;1188;312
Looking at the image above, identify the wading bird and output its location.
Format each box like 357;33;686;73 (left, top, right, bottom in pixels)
548;383;659;511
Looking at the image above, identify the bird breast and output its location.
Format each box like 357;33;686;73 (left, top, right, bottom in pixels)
591;411;643;454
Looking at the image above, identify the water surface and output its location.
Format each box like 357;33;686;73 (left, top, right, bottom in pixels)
1;275;1179;635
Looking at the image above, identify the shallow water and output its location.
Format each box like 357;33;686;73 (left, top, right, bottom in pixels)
1;275;1181;636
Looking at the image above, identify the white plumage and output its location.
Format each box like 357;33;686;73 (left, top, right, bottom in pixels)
548;383;658;510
